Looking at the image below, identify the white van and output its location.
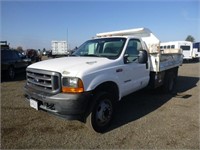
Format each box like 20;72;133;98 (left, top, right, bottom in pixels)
160;41;193;60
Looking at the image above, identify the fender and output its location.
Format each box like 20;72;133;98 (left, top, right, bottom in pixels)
82;72;122;100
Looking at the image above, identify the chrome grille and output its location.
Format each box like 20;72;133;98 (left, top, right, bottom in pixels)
26;68;61;94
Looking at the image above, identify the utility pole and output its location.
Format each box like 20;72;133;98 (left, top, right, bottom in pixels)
66;28;69;50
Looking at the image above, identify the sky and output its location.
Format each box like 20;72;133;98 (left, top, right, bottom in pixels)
1;0;200;50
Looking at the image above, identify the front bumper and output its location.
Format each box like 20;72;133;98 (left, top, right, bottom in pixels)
24;85;92;121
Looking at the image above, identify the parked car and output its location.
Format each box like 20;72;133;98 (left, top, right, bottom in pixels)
1;49;31;80
42;50;51;56
26;49;42;62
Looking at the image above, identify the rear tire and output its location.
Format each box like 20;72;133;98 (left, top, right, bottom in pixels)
86;92;115;133
162;70;177;93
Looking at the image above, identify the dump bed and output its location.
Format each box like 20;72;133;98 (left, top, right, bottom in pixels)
150;49;183;72
96;27;183;72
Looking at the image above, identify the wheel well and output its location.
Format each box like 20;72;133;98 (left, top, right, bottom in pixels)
94;81;119;101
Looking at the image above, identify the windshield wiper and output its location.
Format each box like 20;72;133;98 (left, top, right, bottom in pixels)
80;54;100;57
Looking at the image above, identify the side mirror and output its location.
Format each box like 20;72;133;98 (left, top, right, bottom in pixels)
124;54;129;64
138;50;148;64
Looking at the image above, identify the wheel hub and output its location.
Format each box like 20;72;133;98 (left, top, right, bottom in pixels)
96;100;112;125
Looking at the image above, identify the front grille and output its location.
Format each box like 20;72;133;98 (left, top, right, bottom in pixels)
26;68;61;94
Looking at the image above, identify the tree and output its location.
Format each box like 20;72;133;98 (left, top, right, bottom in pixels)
185;35;195;42
16;46;23;52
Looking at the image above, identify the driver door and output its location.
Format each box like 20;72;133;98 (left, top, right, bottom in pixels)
120;38;149;96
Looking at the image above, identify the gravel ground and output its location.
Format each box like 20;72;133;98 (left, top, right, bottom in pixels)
1;61;199;149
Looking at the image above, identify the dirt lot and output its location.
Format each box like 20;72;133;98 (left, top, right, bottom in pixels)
1;61;200;149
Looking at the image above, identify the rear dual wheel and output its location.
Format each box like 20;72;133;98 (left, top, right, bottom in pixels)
162;70;177;93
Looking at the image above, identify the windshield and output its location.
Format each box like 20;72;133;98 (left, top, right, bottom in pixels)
180;46;191;51
73;38;126;59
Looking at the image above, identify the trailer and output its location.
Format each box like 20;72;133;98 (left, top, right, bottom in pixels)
51;41;68;57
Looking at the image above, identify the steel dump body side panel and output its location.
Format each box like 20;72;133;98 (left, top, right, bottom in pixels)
149;53;183;72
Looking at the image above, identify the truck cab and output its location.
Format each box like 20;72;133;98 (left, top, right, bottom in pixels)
71;36;150;97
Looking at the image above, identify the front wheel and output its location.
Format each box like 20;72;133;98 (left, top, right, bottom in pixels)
86;92;115;133
8;66;15;80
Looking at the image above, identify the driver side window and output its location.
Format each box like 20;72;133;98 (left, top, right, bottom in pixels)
125;39;142;63
88;43;97;54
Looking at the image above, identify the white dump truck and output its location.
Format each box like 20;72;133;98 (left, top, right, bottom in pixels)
24;28;183;132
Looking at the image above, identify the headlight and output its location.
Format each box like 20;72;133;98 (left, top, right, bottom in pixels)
62;77;84;93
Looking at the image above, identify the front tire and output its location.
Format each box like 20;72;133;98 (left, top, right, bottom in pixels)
86;92;115;133
8;66;15;80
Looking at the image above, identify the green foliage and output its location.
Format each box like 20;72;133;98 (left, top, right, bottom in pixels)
185;35;195;42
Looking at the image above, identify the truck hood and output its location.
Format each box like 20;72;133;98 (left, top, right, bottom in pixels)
27;56;114;76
